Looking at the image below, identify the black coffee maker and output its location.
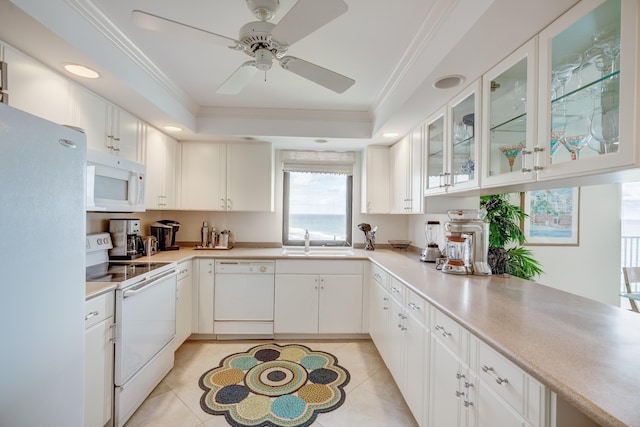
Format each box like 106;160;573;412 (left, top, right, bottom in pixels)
150;220;180;251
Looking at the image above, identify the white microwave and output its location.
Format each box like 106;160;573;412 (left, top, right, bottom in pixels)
86;150;146;212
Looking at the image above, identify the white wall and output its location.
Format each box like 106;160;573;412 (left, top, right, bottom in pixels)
408;185;622;306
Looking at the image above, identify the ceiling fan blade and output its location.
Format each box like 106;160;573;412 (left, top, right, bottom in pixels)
131;10;239;48
270;0;348;46
216;62;258;94
280;56;354;94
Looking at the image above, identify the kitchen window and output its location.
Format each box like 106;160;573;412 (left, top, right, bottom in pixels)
282;151;354;247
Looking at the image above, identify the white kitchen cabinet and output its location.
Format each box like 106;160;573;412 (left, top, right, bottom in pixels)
369;273;391;360
535;0;639;182
274;260;363;334
429;308;473;427
196;258;214;334
3;46;73;125
144;125;177;210
425;80;481;196
84;292;114;427
180;141;273;211
361;145;390;214
469;336;546;427
390;129;423;214
71;85;142;161
481;38;538;188
175;260;192;349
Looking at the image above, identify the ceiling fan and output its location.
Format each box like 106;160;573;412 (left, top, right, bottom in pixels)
131;0;356;94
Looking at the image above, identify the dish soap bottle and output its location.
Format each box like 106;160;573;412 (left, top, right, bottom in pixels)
304;229;310;252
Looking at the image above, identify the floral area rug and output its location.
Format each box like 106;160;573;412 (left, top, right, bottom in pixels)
199;343;350;427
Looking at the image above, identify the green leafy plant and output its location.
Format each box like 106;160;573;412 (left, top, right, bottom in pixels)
480;193;543;280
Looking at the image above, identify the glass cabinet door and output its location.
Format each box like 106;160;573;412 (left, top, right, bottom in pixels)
448;79;480;192
424;110;446;194
538;0;628;175
482;38;537;187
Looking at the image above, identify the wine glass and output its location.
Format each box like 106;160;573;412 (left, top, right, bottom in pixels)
590;106;619;154
499;142;525;172
552;54;582;100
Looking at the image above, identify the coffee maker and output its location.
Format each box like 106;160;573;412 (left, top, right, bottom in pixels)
151;220;180;251
442;209;491;276
109;218;144;260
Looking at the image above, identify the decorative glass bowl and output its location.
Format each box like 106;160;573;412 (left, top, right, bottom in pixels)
388;240;412;250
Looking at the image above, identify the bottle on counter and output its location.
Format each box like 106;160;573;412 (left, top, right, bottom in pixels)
201;221;209;247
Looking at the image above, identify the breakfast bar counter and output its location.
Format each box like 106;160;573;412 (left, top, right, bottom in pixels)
138;247;638;426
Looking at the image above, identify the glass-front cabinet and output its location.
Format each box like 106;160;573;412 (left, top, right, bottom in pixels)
425;79;481;195
481;39;538;188
536;0;638;181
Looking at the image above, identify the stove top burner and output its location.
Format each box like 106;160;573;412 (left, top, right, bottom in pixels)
86;261;172;283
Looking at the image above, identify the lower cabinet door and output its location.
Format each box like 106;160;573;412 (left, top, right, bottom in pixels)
404;313;427;426
471;379;527;427
84;318;113;427
318;275;363;333
274;274;319;333
430;336;465;427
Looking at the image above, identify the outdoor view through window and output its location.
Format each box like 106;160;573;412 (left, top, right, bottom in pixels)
285;171;351;244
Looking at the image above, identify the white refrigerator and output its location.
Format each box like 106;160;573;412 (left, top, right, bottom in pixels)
0;103;86;426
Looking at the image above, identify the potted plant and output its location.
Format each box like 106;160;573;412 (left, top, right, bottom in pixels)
480;193;543;280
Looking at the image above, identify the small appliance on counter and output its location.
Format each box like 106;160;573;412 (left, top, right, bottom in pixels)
150;220;180;251
420;220;442;262
195;222;234;250
442;209;491;276
109;218;144;260
143;235;158;256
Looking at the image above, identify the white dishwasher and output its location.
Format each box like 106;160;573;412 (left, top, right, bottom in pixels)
214;259;275;338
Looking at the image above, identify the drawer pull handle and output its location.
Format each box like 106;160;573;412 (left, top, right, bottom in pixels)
481;365;509;385
391;286;400;293
435;324;452;337
408;302;421;310
85;310;99;321
455;391;465;398
464;400;474;408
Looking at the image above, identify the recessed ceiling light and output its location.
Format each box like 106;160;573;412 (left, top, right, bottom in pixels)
314;139;328;144
433;75;465;89
383;132;399;138
63;63;100;79
163;125;183;132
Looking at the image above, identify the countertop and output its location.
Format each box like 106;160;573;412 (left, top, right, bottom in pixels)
87;247;640;426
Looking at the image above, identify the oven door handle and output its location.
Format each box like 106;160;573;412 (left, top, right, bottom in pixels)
123;268;178;298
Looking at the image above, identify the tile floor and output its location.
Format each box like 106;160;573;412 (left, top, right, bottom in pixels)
124;339;418;427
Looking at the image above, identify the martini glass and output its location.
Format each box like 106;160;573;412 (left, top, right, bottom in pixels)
552;54;582;100
592;25;621;74
560;134;590;160
499;142;525;172
550;131;563;157
590;106;619;154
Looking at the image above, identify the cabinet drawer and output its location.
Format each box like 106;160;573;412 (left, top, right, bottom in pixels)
85;292;114;330
477;341;526;415
276;259;363;275
432;308;466;361
406;289;428;326
388;277;405;303
371;263;388;288
177;260;192;280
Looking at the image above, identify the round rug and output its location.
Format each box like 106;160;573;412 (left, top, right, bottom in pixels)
199;343;350;427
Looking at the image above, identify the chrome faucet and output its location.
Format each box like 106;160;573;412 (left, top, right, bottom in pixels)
304;229;310;252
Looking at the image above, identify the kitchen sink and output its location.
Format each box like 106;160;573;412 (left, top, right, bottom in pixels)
281;246;356;257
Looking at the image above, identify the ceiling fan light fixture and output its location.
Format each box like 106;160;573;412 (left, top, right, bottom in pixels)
254;48;273;71
246;0;280;21
433;75;465;89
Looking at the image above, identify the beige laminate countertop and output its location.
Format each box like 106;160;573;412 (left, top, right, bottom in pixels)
88;247;640;426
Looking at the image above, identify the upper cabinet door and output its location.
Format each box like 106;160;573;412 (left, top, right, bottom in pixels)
537;0;638;181
481;38;538;188
448;79;481;193
424;108;447;196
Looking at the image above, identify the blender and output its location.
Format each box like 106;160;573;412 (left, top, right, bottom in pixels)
420;221;442;262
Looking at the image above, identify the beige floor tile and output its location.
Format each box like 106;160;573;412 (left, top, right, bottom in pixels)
126;339;416;427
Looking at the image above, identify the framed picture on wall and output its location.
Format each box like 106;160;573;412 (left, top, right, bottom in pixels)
522;187;580;246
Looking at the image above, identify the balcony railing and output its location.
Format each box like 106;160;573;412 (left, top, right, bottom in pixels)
622;236;640;292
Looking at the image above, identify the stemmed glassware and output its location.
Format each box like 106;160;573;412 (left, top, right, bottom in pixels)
499;142;525;172
552;54;582;100
560;134;590;160
590;106;619;154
